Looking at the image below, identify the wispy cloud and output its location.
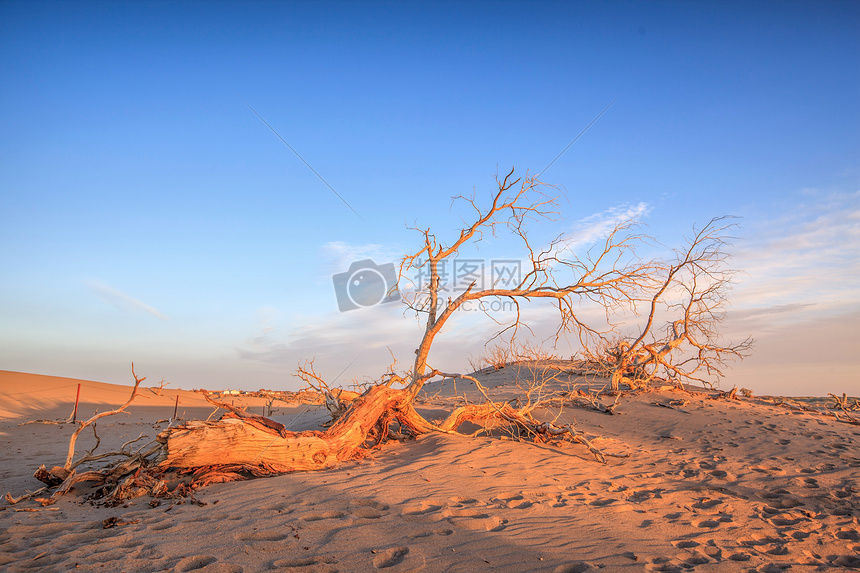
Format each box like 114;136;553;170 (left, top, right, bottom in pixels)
727;303;816;321
84;280;167;320
565;202;651;250
235;302;423;384
732;189;860;313
319;242;403;275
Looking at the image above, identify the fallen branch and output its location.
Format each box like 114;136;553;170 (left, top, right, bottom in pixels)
434;370;610;462
829;393;860;412
202;393;290;438
64;363;145;469
4;488;49;505
654;401;691;414
710;387;739;400
567;387;621;415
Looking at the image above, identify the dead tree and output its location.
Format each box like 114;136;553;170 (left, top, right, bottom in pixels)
399;168;649;400
150;171;640;469
585;218;754;391
23;168;748;504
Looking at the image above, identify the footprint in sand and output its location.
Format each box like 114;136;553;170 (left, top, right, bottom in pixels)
768;515;807;527
835;528;860;541
372;547;409;569
273;555;338;572
675;550;710;565
448;496;477;505
628;489;660;503
770;497;804;509
707;469;734;480
174;555;243;572
763;543;789;556
703;544;722;560
644;558;684;572
400;501;443;520
349;499;390;519
271;502;294;514
738;533;781;547
302;510;346;522
408;528;453;539
831;555;860;568
174;555;214;571
759;489;803;509
800;476;819;488
442;507;506;531
553;562;591;573
749;465;785;475
691;498;723;510
494;493;534;509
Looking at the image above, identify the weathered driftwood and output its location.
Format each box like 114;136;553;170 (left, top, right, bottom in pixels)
155;378;610;477
158;385;412;472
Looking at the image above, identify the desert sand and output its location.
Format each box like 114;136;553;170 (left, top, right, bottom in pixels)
1;367;859;572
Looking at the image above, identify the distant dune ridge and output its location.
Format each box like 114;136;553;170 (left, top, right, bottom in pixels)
1;367;859;571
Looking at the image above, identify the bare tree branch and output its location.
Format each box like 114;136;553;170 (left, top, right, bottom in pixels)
64;363;144;469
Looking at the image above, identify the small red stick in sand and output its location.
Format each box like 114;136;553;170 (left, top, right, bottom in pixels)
72;383;81;423
173;395;179;420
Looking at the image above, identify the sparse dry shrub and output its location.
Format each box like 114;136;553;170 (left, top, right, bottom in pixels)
470;341;556;373
511;341;556;362
484;344;513;370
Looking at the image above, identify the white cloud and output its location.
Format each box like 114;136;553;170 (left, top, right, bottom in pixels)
319;242;404;275
731;189;860;314
565;202;651;250
84;280;167;320
234;301;425;385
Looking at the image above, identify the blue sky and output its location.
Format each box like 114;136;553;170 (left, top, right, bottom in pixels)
1;1;858;395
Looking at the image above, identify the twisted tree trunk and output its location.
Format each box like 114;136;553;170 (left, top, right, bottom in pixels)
154;383;590;476
158;385;413;472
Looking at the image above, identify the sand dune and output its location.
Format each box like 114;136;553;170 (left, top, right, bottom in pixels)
1;368;859;572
